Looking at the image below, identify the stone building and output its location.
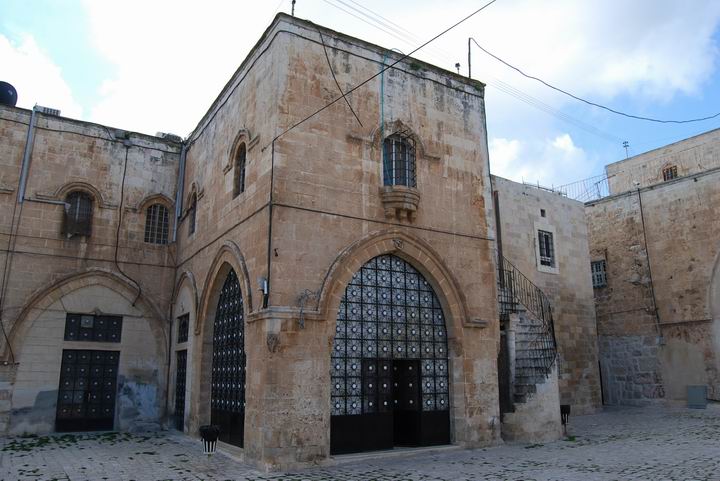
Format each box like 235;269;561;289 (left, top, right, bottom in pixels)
0;14;577;469
586;127;720;405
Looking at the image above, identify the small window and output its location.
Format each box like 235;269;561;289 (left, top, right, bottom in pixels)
144;204;169;244
64;313;123;342
538;230;555;267
233;143;247;198
662;165;678;181
591;260;607;288
177;314;189;344
383;134;416;187
540;209;546;218
63;191;93;238
188;194;197;236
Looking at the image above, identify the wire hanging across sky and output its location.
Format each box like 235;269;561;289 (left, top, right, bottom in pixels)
470;38;720;125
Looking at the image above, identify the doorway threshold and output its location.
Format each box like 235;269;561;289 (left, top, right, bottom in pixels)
330;444;460;465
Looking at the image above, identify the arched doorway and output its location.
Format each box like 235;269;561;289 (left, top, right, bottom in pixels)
210;268;246;447
330;254;450;454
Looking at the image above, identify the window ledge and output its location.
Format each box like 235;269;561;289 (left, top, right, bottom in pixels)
379;185;420;222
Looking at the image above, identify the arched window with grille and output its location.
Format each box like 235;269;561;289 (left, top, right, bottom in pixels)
383;134;416;187
144;203;169;244
187;194;197;237
233;143;246;198
63;191;93;238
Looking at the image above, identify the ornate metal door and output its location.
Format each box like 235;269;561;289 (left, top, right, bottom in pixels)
330;254;450;454
210;269;245;447
56;350;119;432
174;350;187;431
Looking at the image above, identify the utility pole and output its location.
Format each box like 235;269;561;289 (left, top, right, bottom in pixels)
467;38;472;78
623;140;629;159
291;0;296;16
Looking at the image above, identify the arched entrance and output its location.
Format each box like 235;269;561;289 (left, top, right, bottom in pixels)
210;268;246;447
330;254;450;454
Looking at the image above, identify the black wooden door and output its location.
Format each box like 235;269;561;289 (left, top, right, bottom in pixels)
56;350;119;432
174;350;187;431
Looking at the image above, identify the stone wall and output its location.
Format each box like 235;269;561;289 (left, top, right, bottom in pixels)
586;167;720;404
606;128;720;193
492;175;601;415
173;14;500;470
0;104;181;433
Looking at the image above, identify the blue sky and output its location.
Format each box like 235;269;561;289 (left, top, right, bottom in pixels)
2;0;719;188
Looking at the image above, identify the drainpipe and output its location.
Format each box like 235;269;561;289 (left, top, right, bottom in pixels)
17;106;38;203
637;188;662;340
173;143;187;243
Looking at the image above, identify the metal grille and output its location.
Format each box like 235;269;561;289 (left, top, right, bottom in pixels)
63;191;93;237
64;314;122;343
331;254;449;416
177;313;189;344
591;260;607;288
662;165;678;181
175;349;187;431
234;143;246;197
538;230;555;267
383;134;416;187
56;349;119;431
211;269;245;414
144;204;169;244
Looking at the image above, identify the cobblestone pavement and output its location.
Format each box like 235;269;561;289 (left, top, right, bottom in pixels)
2;405;719;480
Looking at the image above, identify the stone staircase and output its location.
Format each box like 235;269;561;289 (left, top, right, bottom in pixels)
497;256;557;411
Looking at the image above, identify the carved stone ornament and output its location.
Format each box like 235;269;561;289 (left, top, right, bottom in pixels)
379;185;420;222
266;333;280;353
393;238;404;250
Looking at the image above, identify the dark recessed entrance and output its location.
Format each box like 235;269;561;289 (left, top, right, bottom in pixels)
210;268;245;448
56;350;119;432
330;254;451;455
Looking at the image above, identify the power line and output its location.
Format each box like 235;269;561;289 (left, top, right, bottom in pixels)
267;0;500;146
326;0;621;144
471;38;720;124
317;27;364;127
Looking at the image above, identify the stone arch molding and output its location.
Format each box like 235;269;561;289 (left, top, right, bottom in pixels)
223;128;258;174
39;181;114;209
318;229;469;341
196;240;254;336
135;193;174;213
369;119;441;163
172;270;200;320
3;268;168;362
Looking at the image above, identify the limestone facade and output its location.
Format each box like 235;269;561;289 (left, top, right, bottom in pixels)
492;175;601;415
587;136;720;405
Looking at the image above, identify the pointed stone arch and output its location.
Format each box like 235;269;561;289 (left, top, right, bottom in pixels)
3;268;168;363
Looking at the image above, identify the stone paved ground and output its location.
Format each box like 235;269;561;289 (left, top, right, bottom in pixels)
2;405;720;481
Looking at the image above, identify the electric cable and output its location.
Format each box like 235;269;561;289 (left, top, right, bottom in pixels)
471;38;720;124
267;0;500;146
317;27;364;127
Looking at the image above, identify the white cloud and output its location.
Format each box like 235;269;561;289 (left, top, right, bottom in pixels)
490;133;591;186
0;34;82;118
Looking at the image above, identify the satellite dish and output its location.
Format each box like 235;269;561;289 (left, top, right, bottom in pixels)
0;81;18;107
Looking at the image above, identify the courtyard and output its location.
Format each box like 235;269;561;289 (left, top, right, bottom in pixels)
1;405;719;480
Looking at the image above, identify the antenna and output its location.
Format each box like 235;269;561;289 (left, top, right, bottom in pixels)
291;0;296;16
455;62;461;74
623;140;629;159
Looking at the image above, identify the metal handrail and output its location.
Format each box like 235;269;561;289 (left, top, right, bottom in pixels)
498;255;557;374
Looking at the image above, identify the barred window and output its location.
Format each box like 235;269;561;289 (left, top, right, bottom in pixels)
383;134;416;187
63;191;93;238
233;143;246;198
538;230;555;267
177;313;189;344
144;204;169;244
591;260;607;288
188;194;197;236
662;165;678;181
64;313;122;342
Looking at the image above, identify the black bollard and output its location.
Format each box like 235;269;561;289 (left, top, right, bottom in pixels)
199;425;221;456
560;404;571;437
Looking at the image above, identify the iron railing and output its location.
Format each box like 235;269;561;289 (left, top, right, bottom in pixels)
498;255;557;375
